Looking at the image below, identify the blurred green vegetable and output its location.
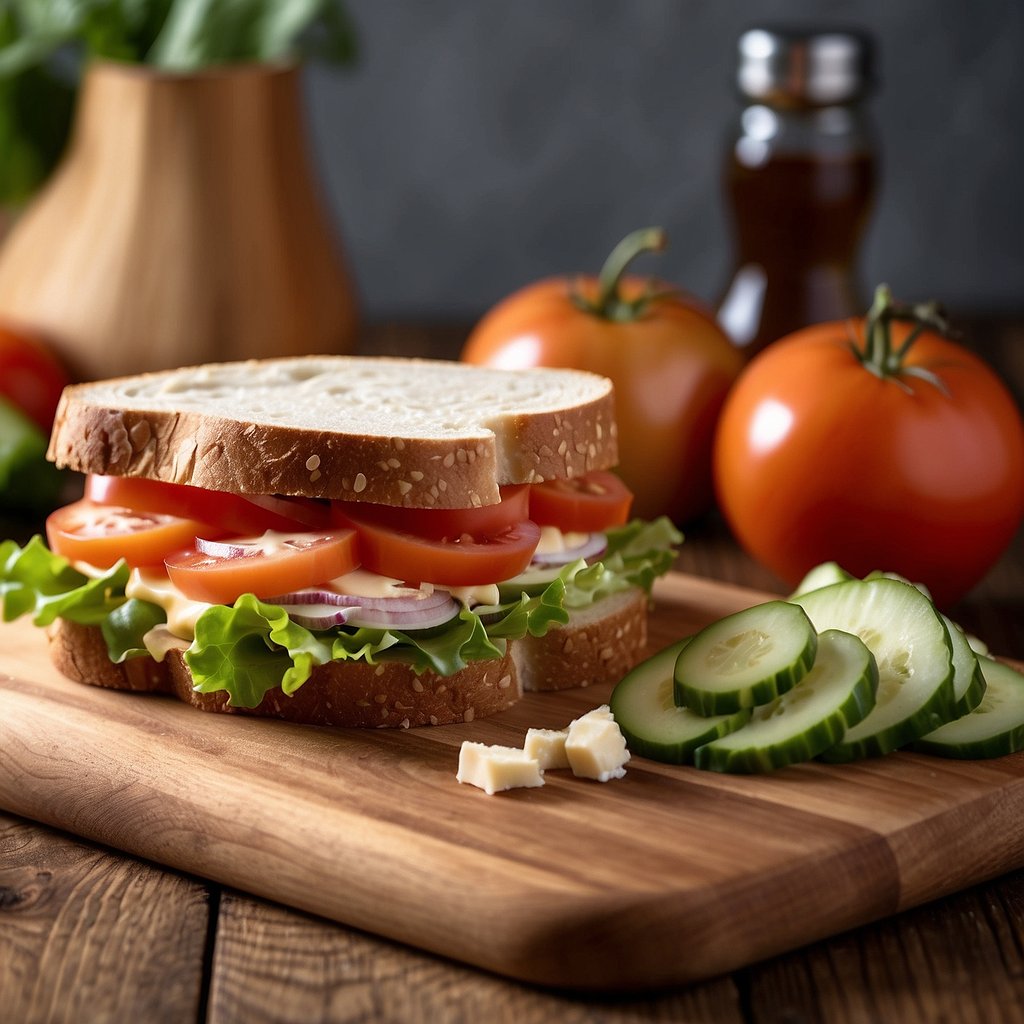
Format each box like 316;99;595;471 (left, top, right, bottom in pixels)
0;394;63;514
0;0;357;204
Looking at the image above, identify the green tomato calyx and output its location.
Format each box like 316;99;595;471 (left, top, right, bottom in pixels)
854;284;953;393
570;227;676;322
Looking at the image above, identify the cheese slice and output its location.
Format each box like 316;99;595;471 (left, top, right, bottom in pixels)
565;707;631;782
524;727;571;770
456;742;544;795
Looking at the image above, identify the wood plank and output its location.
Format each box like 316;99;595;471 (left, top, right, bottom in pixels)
207;891;744;1024
0;811;210;1022
745;871;1024;1024
1;570;1023;990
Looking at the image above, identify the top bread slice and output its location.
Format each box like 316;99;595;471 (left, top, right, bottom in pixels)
48;356;618;508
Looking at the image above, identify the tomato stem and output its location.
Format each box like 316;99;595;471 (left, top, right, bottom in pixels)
571;227;669;321
856;284;952;391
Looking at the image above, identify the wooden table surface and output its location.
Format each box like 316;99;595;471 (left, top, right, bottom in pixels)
3;319;1024;1023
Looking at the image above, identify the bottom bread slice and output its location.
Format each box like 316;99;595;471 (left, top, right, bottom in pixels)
46;619;521;729
512;587;649;692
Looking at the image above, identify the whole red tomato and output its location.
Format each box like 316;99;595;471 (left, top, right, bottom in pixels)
0;321;70;432
714;287;1024;607
462;228;742;523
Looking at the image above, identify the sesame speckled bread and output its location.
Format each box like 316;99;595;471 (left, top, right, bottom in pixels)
48;619;521;729
513;588;649;692
47;356;617;508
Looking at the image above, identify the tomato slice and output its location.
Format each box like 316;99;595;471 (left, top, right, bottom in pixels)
332;506;541;586
165;529;360;604
528;471;633;532
46;500;220;569
85;475;329;533
330;485;530;541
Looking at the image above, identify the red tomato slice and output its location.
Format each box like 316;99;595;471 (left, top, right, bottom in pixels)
528;471;633;532
333;506;540;586
85;475;329;533
330;485;530;541
165;530;360;604
46;500;220;569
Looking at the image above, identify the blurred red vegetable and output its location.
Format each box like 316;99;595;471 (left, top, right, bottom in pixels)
0;321;69;433
462;228;742;523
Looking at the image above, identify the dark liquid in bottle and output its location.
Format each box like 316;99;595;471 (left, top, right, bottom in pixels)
718;150;877;354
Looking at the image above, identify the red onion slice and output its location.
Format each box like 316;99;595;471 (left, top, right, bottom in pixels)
529;532;607;568
267;587;459;632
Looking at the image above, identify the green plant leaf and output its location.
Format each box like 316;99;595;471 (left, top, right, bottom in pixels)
186;593;335;708
102;596;167;661
0;535;129;625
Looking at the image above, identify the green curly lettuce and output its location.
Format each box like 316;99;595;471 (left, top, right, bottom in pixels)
186;594;336;708
0;534;128;625
562;516;681;608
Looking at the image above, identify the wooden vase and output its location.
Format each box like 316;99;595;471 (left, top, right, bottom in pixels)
0;61;358;382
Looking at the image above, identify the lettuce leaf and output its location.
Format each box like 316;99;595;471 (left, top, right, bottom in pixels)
563;516;681;607
186;594;336;708
0;535;128;625
102;597;167;663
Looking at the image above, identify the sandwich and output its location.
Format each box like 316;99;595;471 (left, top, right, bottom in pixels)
0;356;680;728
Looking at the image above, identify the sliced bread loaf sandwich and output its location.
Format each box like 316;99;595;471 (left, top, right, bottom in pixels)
3;356;679;727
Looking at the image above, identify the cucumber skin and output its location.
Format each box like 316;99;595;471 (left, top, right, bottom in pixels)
693;632;879;774
942;613;987;718
673;601;818;716
793;578;956;762
818;682;953;762
610;641;751;764
911;658;1024;760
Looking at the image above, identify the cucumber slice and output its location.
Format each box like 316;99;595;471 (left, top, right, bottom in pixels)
793;578;955;760
610;640;751;764
673;600;817;715
496;564;563;600
692;629;878;773
912;657;1024;759
791;561;852;597
789;565;981;719
942;613;986;717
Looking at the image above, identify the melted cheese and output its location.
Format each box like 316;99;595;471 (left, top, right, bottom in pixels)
141;624;190;662
125;567;213;640
535;526;591;555
325;569;498;609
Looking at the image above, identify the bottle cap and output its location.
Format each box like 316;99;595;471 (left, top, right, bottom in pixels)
737;26;875;107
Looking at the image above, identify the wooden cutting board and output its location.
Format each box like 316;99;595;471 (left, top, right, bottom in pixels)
2;571;1023;991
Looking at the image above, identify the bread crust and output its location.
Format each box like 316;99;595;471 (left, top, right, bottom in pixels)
47;356;618;508
47;619;520;728
512;588;649;692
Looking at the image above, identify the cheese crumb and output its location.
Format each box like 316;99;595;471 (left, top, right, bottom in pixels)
524;728;570;770
575;704;616;723
457;742;544;796
565;708;630;782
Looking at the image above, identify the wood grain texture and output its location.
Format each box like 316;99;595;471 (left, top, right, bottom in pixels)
0;812;210;1023
745;871;1024;1024
208;892;744;1024
1;571;1023;990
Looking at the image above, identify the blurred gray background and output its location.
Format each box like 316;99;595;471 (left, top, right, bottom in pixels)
304;0;1023;322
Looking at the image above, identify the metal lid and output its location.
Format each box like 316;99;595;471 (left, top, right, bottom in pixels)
737;26;876;107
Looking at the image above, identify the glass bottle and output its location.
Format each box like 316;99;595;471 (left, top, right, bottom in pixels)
716;27;878;356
